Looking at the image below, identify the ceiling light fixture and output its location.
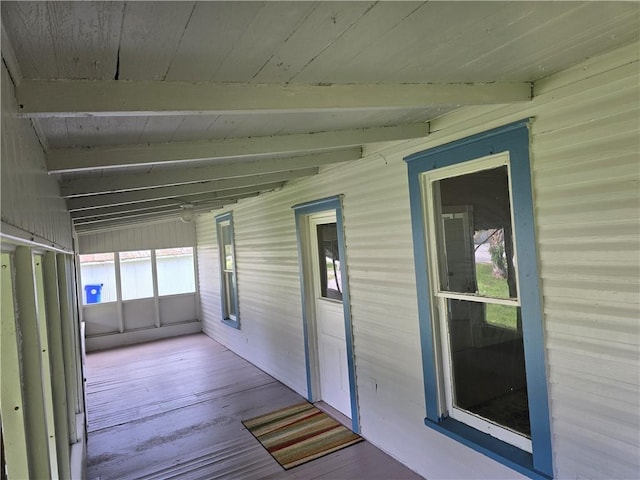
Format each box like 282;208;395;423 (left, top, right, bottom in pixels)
180;203;195;223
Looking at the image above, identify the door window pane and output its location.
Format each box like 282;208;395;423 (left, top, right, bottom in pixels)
78;253;117;304
119;250;153;300
316;223;342;301
156;247;195;296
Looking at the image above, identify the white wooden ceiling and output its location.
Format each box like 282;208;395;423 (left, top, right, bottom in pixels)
2;1;638;233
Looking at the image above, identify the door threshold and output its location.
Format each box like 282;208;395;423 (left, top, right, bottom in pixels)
314;401;351;429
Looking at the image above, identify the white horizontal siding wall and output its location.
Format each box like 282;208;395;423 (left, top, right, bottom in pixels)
532;55;639;480
196;42;639;480
77;220;196;254
1;63;73;250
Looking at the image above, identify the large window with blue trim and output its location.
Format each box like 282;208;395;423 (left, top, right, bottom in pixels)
216;212;240;328
405;120;553;479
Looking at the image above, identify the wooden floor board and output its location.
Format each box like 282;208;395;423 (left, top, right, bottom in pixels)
86;333;423;480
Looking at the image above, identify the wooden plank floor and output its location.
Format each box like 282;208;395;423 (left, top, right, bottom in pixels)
86;333;424;480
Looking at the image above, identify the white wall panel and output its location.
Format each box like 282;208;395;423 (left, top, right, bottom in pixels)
1;64;73;250
196;42;639;480
530;55;640;480
159;294;197;326
77;220;196;254
84;303;119;336
123;299;156;331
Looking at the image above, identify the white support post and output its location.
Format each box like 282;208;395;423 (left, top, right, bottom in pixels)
56;253;80;443
115;253;124;333
151;249;160;328
1;252;31;479
13;247;52;479
43;252;71;479
33;255;60;478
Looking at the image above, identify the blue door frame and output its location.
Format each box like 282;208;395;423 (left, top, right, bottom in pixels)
293;195;360;433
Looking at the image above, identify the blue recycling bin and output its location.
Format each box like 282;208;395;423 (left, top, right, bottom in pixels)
84;284;103;304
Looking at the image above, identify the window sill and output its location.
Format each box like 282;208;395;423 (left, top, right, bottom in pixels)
221;318;240;329
425;417;552;480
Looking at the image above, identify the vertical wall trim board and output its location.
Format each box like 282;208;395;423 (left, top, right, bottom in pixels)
293;211;314;402
406;169;439;421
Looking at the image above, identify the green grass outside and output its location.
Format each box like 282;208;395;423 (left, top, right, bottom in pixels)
475;263;517;330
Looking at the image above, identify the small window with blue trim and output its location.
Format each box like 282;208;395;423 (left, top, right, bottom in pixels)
216;212;240;328
405;120;553;479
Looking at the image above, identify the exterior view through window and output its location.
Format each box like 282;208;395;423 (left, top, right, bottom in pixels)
316;223;342;301
79;253;117;304
120;250;153;300
425;160;530;451
156;247;196;296
78;248;196;305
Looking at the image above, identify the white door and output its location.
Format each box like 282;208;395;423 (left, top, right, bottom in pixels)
309;212;351;417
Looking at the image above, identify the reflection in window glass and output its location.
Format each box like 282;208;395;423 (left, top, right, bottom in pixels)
119;250;153;301
156;247;195;296
79;253;117;304
316;223;342;301
436;167;518;301
447;299;529;437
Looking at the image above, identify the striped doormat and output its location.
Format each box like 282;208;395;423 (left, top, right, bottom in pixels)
242;401;363;470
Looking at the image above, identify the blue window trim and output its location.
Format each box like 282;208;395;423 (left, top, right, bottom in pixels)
404;120;553;479
215;212;240;329
292;195;360;433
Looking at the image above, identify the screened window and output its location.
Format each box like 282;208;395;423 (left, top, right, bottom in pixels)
119;250;153;301
216;213;239;328
156;247;195;296
79;253;117;304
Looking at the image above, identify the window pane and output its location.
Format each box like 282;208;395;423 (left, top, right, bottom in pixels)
317;223;342;301
79;253;116;304
156;247;195;296
217;217;238;323
435;166;518;300
219;224;234;271
224;271;236;317
119;250;153;301
447;298;530;437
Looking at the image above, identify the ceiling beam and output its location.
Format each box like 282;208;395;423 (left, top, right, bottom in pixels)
71;199;184;220
17;80;532;118
73;203;234;234
72;198;239;227
66;170;313;210
59;149;359;197
46;125;420;173
69;183;283;219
